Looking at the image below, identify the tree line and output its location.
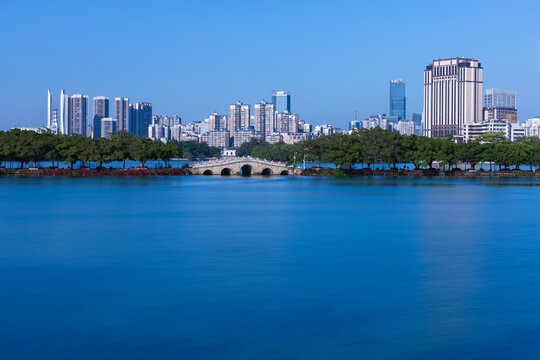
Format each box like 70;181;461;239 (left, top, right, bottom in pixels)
237;128;540;171
0;129;183;168
4;128;540;171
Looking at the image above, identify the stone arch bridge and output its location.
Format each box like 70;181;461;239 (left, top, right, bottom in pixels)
189;157;300;176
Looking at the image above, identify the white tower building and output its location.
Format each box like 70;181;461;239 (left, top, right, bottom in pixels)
423;58;483;138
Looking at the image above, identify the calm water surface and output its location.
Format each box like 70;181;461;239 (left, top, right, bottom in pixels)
1;176;540;359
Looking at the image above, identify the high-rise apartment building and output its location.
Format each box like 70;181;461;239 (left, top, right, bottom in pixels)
276;111;299;133
93;96;110;138
483;88;517;124
272;90;291;114
233;129;263;148
390;80;406;120
254;100;275;136
229;101;250;132
202;130;230;148
208;112;228;131
46;90;59;134
62;93;89;136
59;89;66;134
423;58;483;138
100;118;117;139
115;97;130;132
129;102;152;137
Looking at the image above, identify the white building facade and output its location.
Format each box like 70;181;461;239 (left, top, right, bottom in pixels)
423;58;483;138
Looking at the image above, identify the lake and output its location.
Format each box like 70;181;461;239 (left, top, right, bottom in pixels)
1;176;540;359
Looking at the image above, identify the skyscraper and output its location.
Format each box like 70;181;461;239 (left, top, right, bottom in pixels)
390;80;406;120
254;100;275;136
129;102;152;137
272;91;291;114
46;90;59;134
100;118;117;139
62;93;89;136
412;113;423;135
423;58;483;138
47;90;52;129
59;89;66;134
115;97;130;132
229;101;250;132
93;96;110;138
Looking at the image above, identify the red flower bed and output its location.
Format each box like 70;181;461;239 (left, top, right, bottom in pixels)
36;168;189;177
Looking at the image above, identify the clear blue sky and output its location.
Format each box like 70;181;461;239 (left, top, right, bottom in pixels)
1;0;539;129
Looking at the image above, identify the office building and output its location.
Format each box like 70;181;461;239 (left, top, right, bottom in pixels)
483;107;518;123
483;88;517;124
62;93;89;136
412;112;422;135
423;58;483;137
93;96;110;138
390;79;406;120
484;88;516;109
463;119;524;142
272;90;291;114
100;118;117;139
129;102;152;137
229;101;250;132
254;100;275;135
115;97;129;132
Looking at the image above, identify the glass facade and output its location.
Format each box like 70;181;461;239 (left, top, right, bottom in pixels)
272;91;291;114
390;80;406;120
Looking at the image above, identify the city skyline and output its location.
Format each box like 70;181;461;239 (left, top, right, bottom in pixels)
2;1;540;130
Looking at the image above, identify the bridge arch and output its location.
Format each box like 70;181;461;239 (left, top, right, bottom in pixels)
241;164;252;176
221;168;232;176
190;157;297;176
261;168;272;176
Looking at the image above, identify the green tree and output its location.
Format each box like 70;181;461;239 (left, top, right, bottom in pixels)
236;138;268;157
518;137;540;171
129;137;157;168
110;131;133;168
158;142;181;167
90;138;113;168
175;141;220;160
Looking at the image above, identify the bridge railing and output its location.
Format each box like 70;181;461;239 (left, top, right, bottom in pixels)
191;157;290;168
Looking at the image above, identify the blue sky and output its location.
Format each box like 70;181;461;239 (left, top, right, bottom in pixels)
1;0;539;129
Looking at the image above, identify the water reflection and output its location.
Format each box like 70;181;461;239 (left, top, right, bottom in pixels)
1;177;540;359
